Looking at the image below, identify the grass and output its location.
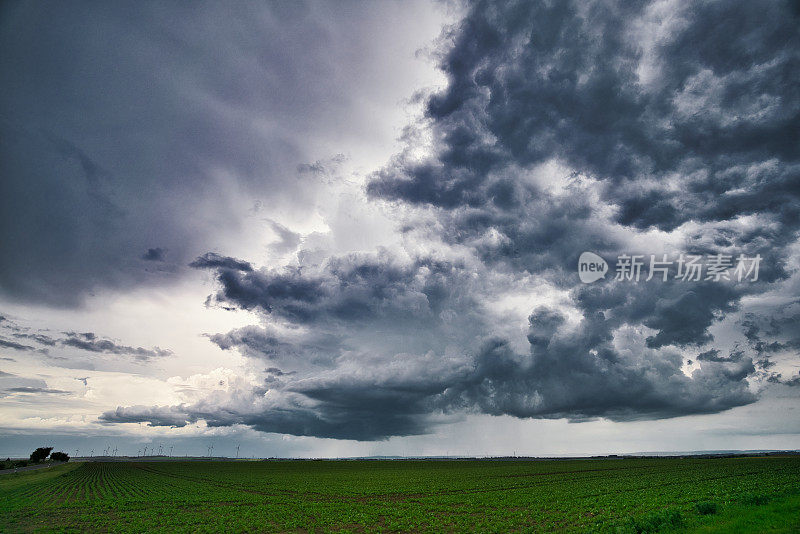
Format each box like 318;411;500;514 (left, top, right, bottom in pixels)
0;456;798;532
0;462;81;492
695;502;718;515
691;491;800;533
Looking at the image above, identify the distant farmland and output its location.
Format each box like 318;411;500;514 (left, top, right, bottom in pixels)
2;457;799;532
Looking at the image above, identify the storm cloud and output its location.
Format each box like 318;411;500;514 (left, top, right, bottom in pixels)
104;250;758;439
0;1;442;307
23;0;800;441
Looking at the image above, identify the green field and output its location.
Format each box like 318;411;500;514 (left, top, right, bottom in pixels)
2;457;799;532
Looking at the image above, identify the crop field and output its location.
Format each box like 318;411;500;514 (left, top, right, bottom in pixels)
1;456;799;532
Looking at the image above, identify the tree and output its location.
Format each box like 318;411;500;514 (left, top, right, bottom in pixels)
50;451;70;462
29;447;53;463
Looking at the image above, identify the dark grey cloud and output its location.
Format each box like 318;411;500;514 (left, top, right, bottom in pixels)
101;354;460;438
0;337;39;352
738;302;800;384
368;0;799;226
101;405;193;428
363;0;798;395
141;248;166;262
193;252;472;328
12;332;57;347
189;253;253;272
265;368;295;377
741;305;800;353
449;332;753;422
208;326;346;368
102;0;799;440
578;279;753;352
101;325;755;440
0;1;437;307
366;0;799;295
102;396;435;439
103;253;756;440
0;1;300;306
0;315;171;361
61;332;171;361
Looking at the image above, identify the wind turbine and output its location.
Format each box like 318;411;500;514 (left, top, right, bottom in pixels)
236;444;240;459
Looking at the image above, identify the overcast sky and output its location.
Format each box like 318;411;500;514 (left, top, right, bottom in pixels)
1;0;799;458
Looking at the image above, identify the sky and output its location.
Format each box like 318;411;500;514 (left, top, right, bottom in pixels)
1;0;799;459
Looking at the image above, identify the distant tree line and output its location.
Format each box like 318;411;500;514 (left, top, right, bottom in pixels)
1;447;70;470
29;447;53;463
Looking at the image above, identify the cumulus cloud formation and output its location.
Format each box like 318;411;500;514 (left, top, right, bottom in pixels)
368;0;799;223
98;0;799;440
105;253;756;439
